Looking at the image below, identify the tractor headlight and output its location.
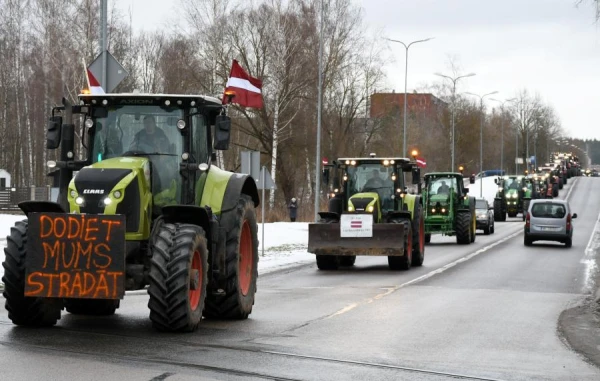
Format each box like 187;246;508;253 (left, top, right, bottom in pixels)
84;118;94;128
441;208;446;213
367;205;374;213
431;208;436;213
103;197;112;206
75;197;85;205
512;194;518;199
348;205;354;212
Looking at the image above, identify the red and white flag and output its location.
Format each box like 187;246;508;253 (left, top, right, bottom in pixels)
416;157;427;168
86;69;105;95
350;220;362;229
222;60;263;109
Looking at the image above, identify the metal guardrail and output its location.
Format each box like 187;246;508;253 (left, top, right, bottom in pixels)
0;187;54;211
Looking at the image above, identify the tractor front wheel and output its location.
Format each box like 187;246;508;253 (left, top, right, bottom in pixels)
148;223;208;332
204;195;259;320
2;221;62;327
388;220;412;270
317;255;340;270
339;256;356;267
456;212;472;244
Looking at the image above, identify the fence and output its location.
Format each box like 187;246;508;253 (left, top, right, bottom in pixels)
0;187;55;211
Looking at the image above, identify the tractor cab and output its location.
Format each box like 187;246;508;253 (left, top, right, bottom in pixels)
325;157;419;222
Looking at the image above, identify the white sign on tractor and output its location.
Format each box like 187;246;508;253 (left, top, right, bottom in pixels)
340;214;373;238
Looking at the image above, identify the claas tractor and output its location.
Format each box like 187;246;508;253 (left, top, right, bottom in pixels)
2;93;260;332
422;172;477;244
308;156;425;271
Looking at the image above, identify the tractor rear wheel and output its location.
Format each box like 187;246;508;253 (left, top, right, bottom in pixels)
339;256;356;267
204;195;258;320
148;223;208;332
388;220;412;270
456;212;471;244
2;220;62;327
65;299;120;316
317;255;340;270
411;204;425;267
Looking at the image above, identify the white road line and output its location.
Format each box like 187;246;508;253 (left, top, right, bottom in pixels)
326;227;523;318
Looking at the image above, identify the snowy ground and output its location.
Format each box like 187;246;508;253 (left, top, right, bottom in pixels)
0;213;313;281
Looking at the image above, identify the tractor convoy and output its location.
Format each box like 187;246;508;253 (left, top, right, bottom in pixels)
0;88;585;332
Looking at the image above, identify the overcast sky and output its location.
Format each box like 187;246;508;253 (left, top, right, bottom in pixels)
117;0;600;140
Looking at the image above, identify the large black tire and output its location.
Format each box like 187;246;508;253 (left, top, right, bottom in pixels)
65;299;120;316
148;223;208;332
553;186;559;197
493;200;505;222
456;212;471;244
339;256;356;267
2;221;62;327
204;195;258;320
388;220;412;270
490;221;495;234
317;255;340;270
424;233;431;243
411;203;425;267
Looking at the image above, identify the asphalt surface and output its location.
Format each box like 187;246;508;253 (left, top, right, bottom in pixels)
0;177;599;380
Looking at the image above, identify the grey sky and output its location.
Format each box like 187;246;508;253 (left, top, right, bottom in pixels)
118;0;600;139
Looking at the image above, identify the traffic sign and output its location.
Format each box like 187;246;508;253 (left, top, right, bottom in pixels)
88;51;128;93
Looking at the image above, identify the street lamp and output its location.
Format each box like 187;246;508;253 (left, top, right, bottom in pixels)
465;91;499;198
490;98;516;174
387;37;434;156
434;72;476;171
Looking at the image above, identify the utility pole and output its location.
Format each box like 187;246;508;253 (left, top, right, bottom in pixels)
314;0;324;221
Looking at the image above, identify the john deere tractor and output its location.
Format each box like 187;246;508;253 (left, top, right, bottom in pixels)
308;156;425;270
422;172;477;244
493;175;527;220
2;93;260;332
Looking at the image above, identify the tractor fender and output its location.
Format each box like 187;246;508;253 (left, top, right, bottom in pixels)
402;194;418;218
18;200;66;216
388;211;412;221
161;205;211;232
222;173;260;213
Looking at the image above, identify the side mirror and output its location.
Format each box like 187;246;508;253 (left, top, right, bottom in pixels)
46;116;62;149
213;115;231;150
572;213;577;219
464;187;469;194
322;168;330;186
411;167;420;185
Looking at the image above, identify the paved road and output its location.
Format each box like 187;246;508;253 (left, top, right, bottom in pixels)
0;177;598;380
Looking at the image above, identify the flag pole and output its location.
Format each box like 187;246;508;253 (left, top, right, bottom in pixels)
314;0;324;222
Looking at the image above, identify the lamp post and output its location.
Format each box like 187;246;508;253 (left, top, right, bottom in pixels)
387;37;434;156
434;72;476;171
465;91;499;197
490;98;516;174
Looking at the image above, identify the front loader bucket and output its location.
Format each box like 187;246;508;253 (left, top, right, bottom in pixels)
308;223;406;257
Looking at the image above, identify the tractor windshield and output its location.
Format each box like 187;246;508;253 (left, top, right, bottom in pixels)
426;176;458;211
346;163;396;210
91;105;184;205
504;177;520;190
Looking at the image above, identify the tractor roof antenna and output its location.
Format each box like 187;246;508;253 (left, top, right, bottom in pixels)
369;153;376;158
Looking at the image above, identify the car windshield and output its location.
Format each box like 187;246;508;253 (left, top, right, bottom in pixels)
476;200;488;209
345;163;397;211
531;203;566;218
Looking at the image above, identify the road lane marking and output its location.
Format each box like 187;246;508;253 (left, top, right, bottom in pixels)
582;207;600;294
325;227;523;319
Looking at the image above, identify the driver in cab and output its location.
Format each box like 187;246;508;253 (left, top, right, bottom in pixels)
437;180;450;194
363;169;385;191
129;115;170;153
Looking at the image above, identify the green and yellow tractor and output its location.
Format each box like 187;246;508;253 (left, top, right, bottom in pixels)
422;172;477;244
308;156;425;270
2;93;260;332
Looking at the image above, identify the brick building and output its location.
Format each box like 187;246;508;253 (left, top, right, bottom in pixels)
369;92;447;118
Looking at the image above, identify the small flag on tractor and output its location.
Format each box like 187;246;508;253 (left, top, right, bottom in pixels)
223;60;263;109
416;157;427;168
350;220;362;229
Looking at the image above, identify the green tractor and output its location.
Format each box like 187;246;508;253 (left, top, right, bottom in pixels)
2;94;260;332
493;175;527;220
520;176;535;221
422;172;477;244
308;156;425;270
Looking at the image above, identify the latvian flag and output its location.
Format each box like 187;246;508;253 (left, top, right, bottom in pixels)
86;69;105;95
350;220;362;229
416;157;427;168
222;60;263;109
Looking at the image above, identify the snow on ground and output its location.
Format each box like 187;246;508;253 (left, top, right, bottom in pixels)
0;213;313;280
